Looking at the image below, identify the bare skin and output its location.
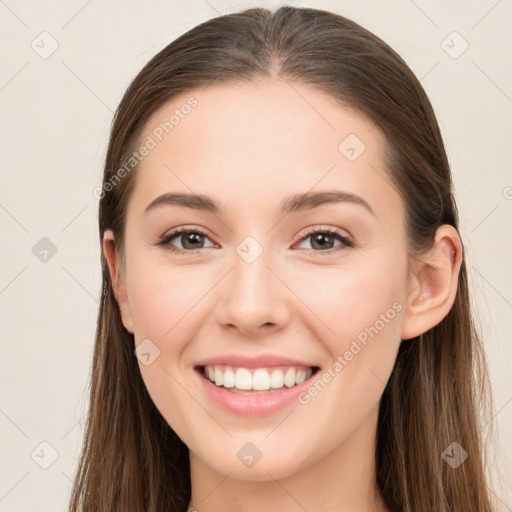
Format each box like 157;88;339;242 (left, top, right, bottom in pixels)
103;78;462;512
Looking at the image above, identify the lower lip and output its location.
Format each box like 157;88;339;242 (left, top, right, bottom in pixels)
195;368;317;416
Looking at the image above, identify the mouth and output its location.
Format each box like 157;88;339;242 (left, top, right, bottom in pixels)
194;364;320;395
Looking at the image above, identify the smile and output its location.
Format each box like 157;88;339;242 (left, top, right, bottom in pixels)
202;364;316;392
194;363;320;415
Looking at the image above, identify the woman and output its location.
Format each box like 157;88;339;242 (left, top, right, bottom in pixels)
69;6;495;511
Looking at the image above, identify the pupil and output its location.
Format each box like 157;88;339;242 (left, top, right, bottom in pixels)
313;233;333;250
184;233;202;248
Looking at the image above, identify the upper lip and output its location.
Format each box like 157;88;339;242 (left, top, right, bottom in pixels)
194;354;320;369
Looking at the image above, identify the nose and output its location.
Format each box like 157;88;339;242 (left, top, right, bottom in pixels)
214;245;291;336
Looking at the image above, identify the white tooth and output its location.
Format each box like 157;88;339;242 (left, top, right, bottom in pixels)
235;368;252;390
205;364;312;390
214;367;224;386
295;369;306;384
270;369;284;388
252;369;271;390
223;368;235;388
284;368;296;387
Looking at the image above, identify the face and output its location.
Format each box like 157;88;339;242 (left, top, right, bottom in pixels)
109;79;413;481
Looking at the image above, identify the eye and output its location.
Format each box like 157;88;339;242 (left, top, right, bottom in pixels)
156;226;354;255
294;227;354;254
157;227;215;254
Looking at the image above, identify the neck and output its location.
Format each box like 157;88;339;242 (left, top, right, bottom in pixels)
187;405;388;512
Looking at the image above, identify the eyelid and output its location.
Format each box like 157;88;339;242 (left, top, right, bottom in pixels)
160;224;211;241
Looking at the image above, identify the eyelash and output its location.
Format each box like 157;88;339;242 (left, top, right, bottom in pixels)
156;226;354;256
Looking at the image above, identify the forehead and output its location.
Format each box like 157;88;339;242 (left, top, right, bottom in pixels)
129;79;403;222
141;78;377;161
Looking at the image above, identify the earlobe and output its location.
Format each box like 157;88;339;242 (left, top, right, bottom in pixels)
102;230;134;334
400;225;462;341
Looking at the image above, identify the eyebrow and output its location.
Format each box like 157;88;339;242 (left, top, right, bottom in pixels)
144;190;375;217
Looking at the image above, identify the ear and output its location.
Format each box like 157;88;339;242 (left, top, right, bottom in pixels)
401;225;463;341
102;229;134;334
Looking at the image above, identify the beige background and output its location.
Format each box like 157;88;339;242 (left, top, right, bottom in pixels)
0;0;511;510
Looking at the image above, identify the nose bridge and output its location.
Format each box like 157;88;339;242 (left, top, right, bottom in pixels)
216;234;289;331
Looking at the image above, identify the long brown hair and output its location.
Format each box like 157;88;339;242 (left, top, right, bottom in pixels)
69;6;496;511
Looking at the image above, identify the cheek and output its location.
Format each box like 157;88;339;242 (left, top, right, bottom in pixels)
125;261;212;446
126;258;211;343
291;296;403;461
293;258;405;349
291;253;406;416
